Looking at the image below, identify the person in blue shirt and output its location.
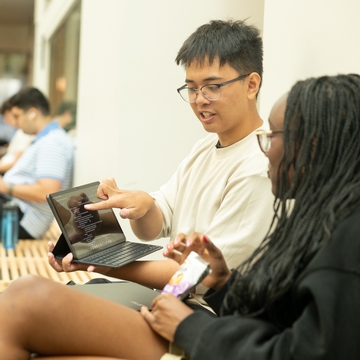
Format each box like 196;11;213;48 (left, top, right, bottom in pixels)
0;87;74;239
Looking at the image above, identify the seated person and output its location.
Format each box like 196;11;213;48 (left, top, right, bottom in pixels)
48;19;274;293
0;98;17;148
0;97;35;174
0;73;358;359
53;100;77;140
0;87;74;239
54;101;77;129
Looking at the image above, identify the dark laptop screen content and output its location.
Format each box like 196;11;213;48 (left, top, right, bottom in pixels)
49;184;126;259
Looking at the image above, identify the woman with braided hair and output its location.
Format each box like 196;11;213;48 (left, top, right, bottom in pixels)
0;73;359;359
163;73;360;358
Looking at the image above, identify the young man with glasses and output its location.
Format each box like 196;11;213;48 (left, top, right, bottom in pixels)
48;19;274;292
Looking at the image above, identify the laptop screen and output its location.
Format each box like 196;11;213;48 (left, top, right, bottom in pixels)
47;182;126;259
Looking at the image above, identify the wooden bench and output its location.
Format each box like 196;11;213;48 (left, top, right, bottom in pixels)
0;220;96;292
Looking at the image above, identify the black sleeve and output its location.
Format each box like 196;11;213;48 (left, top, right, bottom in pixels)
174;268;360;359
201;269;238;315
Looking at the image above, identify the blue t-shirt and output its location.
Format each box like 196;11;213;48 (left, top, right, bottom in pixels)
3;121;74;237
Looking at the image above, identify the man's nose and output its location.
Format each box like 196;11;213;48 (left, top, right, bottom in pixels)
195;90;211;105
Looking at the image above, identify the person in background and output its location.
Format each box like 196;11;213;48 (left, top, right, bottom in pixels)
53;101;77;140
0;97;17;147
48;19;275;294
0;98;15;156
0;87;74;239
0;96;35;175
0;73;358;359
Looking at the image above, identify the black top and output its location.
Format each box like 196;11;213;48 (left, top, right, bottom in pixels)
174;206;360;359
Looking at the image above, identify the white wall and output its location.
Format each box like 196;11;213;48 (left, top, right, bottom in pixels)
260;0;360;123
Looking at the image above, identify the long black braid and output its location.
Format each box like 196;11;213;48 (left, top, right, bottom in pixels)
222;74;360;327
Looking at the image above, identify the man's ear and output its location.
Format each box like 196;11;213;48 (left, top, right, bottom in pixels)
246;72;261;100
27;107;38;120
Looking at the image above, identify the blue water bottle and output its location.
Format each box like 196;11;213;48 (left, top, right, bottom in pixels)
1;201;19;249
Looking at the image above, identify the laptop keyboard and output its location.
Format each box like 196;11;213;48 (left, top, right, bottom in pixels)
83;242;162;266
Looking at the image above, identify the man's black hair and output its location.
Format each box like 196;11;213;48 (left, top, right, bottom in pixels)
175;19;263;87
11;87;50;116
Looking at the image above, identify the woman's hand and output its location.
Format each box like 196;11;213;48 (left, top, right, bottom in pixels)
164;233;232;291
140;293;194;342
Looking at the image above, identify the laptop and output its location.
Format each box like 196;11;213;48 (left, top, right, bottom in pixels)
47;181;163;268
70;281;160;310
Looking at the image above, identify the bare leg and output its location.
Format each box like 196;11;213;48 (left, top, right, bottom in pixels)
36;357;127;359
0;275;168;359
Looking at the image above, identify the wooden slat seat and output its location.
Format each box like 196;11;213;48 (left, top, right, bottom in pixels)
0;219;97;292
